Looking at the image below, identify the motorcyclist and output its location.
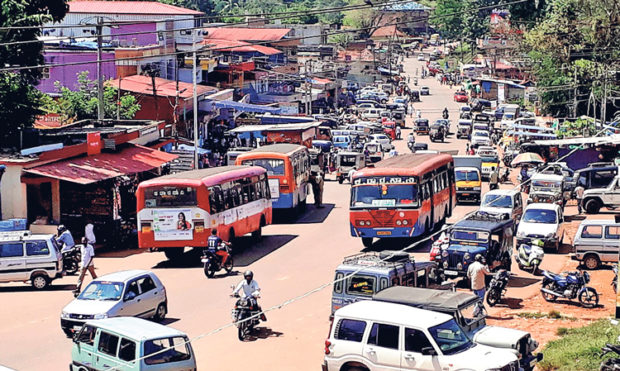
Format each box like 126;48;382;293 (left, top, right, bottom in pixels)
442;107;449;119
55;225;75;253
207;229;231;266
233;271;267;321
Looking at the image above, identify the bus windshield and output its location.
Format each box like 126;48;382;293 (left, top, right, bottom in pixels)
144;186;197;208
242;159;285;176
351;177;418;208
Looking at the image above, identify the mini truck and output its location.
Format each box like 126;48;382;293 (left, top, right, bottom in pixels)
436;211;514;278
453;155;483;203
373;286;543;371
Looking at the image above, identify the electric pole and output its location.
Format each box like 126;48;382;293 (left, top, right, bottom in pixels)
96;17;104;121
572;64;577;118
192;30;199;169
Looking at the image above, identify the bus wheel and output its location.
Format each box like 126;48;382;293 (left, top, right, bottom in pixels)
251;227;262;241
228;229;236;244
362;238;373;248
164;248;184;261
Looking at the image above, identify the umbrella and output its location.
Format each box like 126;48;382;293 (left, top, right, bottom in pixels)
511;152;545;167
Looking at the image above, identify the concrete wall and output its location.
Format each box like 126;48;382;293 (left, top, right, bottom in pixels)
38;50;117;94
0;164;27;219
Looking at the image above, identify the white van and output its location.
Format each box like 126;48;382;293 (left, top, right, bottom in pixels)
573;220;620;269
0;231;63;289
361;108;382;120
71;317;196;371
324;300;519;371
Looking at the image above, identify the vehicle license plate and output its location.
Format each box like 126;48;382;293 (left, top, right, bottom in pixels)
462;193;470;196
377;231;392;236
444;270;458;276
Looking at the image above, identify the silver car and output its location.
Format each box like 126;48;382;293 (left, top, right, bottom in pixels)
60;270;167;337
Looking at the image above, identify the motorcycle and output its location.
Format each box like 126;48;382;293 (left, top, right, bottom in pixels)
517;243;544;275
62;245;81;275
201;243;233;278
540;270;599;308
486;269;511;307
442;111;449;120
500;168;510;183
600;343;620;371
407;140;415;153
231;291;262;341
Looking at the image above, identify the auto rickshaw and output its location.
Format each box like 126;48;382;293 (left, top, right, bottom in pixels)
429;123;445;142
414;118;430;135
363;142;384;163
336;151;366;184
383;121;397;140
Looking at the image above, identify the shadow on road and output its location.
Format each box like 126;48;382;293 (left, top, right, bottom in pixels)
160;317;181;326
507;276;540;288
0;283;76;293
272;204;335;224
98;249;145;259
362;237;433;253
492;297;524;310
245;326;284;341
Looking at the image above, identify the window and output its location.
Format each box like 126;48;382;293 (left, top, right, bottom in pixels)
98;331;119;356
402;272;415;287
404;328;434;353
335;319;367;342
367;323;399;350
138;276;156;294
333;272;344;294
144;336;191;365
0;243;23;257
379;277;388;291
346;275;375;296
26;241;50;256
581;225;603;239
606;226;620;240
125;280;140;299
118;338;136;362
391;277;400;286
144;186;196;208
592;170;616;188
77;325;96;346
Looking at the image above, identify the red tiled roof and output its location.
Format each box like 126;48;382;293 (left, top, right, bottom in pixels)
371;25;407;38
68;1;203;15
106;75;218;98
203;27;291;42
23;144;178;185
202;39;283;56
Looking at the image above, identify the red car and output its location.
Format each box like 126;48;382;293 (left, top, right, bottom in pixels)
454;90;469;103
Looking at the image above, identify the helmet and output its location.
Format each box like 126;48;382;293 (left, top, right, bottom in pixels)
57;225;66;234
243;270;254;280
474;254;484;262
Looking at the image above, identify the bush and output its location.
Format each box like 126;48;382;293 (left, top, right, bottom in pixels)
548;310;562;319
556;327;568;336
539;319;620;371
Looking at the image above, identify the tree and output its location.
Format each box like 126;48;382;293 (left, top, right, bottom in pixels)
433;0;464;39
42;72;141;121
342;0;384;37
0;0;68;148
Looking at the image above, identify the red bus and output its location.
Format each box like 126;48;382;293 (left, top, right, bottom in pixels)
136;166;272;260
350;154;456;247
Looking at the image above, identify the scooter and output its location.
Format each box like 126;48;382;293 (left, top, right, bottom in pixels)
201;243;234;278
231;290;262;341
517;242;544;275
540;270;599;308
486;269;511;307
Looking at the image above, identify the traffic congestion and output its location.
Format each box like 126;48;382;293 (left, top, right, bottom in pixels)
1;31;620;371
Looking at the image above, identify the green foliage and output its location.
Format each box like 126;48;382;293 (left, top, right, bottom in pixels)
0;0;68;147
539;319;620;371
555;117;596;139
328;33;354;48
43;72;140;121
433;0;464;39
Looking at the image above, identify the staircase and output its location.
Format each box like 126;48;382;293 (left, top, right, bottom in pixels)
169;150;195;173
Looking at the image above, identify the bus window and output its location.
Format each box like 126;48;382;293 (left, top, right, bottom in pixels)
144;186;196;207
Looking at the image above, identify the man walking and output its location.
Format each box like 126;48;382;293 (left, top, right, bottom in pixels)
574;185;585;214
467;254;491;316
74;237;97;296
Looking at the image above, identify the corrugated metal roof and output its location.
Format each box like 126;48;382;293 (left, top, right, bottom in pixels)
106;75;218;98
203;27;291;42
23;144;178;184
202;39;282;55
381;1;431;11
370;25;407;38
68;1;203;15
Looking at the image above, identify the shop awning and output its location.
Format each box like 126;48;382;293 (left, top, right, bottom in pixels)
214;100;281;114
22;145;177;185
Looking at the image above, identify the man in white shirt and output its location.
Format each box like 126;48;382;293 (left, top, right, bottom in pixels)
84;222;96;245
75;237;97;296
233;271;266;321
467;254;491;316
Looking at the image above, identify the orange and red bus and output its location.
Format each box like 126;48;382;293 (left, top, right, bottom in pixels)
235;144;310;211
350;153;456;247
136;166;272;260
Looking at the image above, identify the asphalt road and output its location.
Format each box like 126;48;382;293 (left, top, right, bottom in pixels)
0;54;581;370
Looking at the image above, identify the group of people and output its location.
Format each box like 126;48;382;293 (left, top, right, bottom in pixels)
55;224;97;296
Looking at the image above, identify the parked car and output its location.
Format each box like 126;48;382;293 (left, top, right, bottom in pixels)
572;220;620;269
516;203;564;251
0;230;63;290
479;189;524;228
324;300;520;371
581;175;620;214
420;86;430;95
373;287;543;371
368;133;393;151
454;90;468;102
61;270;167;337
574;163;619;190
71;317;196;371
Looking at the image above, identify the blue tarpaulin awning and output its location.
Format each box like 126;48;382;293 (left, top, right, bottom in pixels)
215;100;281;114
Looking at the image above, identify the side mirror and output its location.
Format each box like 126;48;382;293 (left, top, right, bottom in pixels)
124;291;137;301
72;332;79;343
421;346;437;356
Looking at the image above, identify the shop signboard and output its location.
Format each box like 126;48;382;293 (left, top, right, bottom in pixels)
152;208;194;241
87;132;102;155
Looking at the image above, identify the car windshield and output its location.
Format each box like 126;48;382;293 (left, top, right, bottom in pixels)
523;209;557;224
455;170;479;182
429;319;474;355
532;180;561;189
451;229;489;242
482;194;513;208
351;177;418;208
78;281;124;301
340;155;358;166
473;131;489;137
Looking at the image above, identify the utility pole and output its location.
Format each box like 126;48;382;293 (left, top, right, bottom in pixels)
601;67;608;127
572;64;578;118
117;76;121;120
192;30;199;169
96;17;104;121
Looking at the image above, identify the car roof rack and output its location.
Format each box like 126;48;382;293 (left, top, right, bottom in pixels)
467;211;510;222
0;230;32;241
342;251;413;267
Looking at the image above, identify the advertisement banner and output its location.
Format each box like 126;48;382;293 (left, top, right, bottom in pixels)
152;208;193;241
497;83;505;103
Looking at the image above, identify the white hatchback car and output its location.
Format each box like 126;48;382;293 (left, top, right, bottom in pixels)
368;134;393;151
516;203;563;251
60;270;167;337
324;300;519;371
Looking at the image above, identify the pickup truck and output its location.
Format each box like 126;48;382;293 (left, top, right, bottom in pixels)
454;155;483;203
581;175;620;214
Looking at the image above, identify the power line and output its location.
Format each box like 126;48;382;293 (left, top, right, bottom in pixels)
0;0;528;73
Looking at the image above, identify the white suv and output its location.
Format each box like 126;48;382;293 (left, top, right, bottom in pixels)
323;300;519;371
